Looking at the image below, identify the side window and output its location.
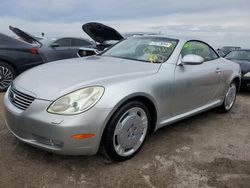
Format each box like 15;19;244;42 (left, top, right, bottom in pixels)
181;41;218;61
71;39;92;47
55;38;71;47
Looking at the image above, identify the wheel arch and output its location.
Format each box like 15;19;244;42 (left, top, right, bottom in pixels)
98;93;158;152
117;95;158;134
232;76;241;92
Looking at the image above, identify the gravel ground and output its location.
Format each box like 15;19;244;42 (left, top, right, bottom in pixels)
0;92;250;188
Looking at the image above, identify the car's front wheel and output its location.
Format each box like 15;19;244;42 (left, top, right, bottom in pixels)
219;81;237;112
102;101;150;161
0;62;16;92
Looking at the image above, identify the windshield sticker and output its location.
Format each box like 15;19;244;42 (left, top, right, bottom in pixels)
149;42;172;48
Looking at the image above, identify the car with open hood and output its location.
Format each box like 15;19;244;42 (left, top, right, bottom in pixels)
10;26;94;63
78;22;124;57
78;23;159;57
4;35;241;161
225;49;250;90
0;26;95;91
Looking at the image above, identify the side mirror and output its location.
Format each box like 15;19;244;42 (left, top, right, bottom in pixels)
50;43;59;48
181;54;204;65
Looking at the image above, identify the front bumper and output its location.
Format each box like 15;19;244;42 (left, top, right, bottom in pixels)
241;77;250;90
4;89;113;155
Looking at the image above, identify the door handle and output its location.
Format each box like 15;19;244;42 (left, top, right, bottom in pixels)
215;68;221;73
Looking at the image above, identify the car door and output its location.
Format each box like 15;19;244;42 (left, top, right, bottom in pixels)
51;38;74;60
41;38;73;62
172;41;221;116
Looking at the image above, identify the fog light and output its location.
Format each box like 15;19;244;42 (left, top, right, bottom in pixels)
71;134;95;139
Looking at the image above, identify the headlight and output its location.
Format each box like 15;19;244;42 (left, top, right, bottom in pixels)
244;72;250;77
47;86;104;115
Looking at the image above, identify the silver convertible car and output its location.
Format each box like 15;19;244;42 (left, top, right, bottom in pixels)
4;36;241;161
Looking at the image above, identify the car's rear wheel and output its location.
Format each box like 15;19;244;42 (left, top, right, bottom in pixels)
102;101;150;161
0;62;16;92
219;81;237;112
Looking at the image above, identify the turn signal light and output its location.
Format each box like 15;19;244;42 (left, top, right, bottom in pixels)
71;134;95;140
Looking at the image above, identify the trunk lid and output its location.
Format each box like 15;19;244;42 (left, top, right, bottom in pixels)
9;25;42;47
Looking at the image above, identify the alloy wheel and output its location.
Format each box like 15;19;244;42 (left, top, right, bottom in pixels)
225;83;237;110
113;107;148;157
0;66;14;90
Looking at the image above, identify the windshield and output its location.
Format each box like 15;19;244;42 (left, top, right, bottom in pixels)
101;37;178;63
226;50;250;61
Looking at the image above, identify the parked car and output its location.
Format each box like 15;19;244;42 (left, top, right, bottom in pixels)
225;49;250;90
0;33;43;91
4;36;241;161
220;46;241;56
78;22;124;57
0;26;95;91
10;26;94;63
78;23;159;57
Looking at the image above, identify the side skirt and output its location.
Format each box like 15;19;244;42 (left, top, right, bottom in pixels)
155;100;222;131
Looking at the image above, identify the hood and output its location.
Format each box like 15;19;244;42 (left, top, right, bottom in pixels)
82;22;124;43
229;59;250;74
13;56;160;100
9;25;42;47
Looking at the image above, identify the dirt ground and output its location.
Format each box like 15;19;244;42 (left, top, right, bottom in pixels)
0;92;250;188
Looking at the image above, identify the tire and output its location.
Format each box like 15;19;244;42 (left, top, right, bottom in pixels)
218;81;237;113
0;61;16;92
102;101;150;162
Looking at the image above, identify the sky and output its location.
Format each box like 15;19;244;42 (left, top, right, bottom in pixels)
0;0;250;48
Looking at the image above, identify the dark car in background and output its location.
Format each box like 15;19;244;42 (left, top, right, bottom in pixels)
225;49;250;90
38;37;94;62
0;26;94;91
220;46;241;56
10;26;94;62
0;33;43;91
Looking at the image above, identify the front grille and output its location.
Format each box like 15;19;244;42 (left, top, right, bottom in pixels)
9;87;35;110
